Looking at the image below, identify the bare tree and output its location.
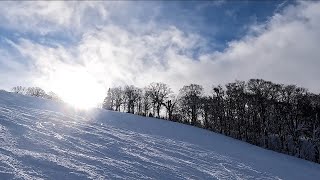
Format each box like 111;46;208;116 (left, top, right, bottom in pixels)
146;82;172;118
142;88;151;116
123;85;141;114
113;87;123;111
103;88;114;110
11;86;26;94
26;87;47;98
47;91;61;102
163;94;178;121
179;84;203;125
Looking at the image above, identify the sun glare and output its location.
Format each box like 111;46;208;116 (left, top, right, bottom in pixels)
47;68;105;109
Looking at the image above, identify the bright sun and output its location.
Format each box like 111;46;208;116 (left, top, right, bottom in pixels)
47;68;105;109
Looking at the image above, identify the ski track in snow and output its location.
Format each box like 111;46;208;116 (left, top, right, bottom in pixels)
0;103;281;180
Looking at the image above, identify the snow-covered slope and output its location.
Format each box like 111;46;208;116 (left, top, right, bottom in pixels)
0;90;320;180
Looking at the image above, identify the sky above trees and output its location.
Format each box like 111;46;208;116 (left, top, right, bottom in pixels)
0;1;320;104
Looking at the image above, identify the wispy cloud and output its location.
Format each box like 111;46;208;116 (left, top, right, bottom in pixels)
0;1;111;35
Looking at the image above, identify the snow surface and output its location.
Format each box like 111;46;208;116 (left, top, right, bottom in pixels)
0;90;320;180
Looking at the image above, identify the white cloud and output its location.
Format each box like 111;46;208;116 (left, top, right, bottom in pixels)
1;1;320;100
201;1;320;92
0;47;36;89
13;25;203;87
0;1;111;35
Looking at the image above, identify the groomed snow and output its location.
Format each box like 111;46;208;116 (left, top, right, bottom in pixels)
0;90;320;180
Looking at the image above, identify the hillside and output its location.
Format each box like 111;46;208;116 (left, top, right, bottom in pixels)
0;90;320;180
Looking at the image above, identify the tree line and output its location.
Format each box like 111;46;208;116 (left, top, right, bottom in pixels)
102;79;320;164
11;86;61;101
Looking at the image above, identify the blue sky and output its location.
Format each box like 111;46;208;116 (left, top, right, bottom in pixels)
0;1;320;105
0;1;291;51
154;1;291;49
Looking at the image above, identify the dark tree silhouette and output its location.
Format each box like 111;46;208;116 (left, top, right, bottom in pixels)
102;79;320;164
146;82;172;118
178;84;203;126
